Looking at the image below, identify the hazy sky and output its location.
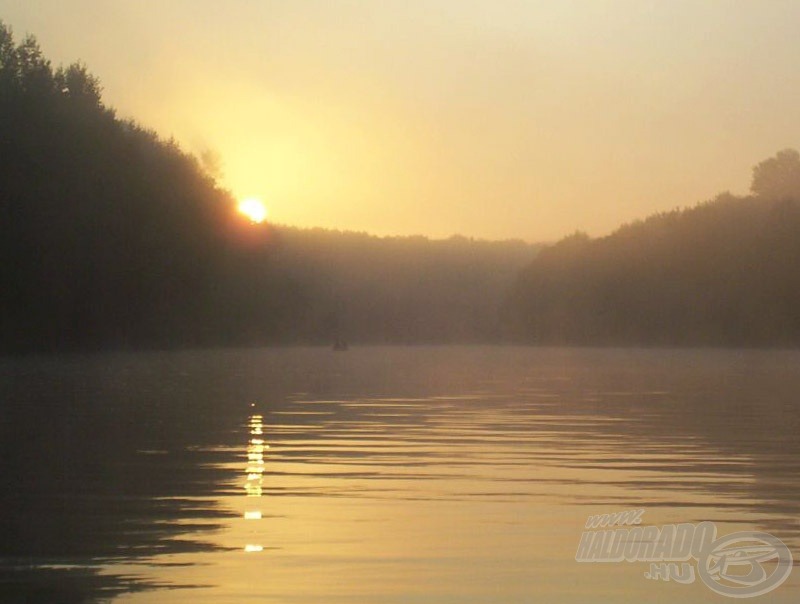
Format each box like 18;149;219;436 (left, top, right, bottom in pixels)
3;1;800;241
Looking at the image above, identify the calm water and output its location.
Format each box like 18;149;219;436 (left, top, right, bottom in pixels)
1;346;798;602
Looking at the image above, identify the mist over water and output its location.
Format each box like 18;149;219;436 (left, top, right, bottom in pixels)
1;346;798;602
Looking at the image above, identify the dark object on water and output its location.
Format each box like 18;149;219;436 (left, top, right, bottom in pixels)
333;338;349;351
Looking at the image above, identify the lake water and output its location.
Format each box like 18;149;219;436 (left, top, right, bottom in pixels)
1;346;798;602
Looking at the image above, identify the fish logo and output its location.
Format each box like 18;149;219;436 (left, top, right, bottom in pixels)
698;531;793;598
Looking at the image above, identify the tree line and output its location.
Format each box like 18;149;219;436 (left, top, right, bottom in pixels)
4;21;800;352
505;150;800;346
0;22;537;353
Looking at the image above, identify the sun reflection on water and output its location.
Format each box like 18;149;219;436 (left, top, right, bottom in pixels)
244;411;267;552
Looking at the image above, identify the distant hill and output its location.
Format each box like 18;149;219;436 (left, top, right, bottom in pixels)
506;150;800;346
0;23;538;353
266;228;536;344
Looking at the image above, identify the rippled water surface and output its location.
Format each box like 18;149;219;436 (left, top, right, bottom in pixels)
1;346;798;602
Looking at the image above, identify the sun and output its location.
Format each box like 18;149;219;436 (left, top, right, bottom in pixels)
237;197;268;224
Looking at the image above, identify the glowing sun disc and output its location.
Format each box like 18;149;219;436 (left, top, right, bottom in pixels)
238;197;268;223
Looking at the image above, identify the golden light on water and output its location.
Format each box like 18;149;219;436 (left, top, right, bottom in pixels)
244;411;266;552
237;197;268;224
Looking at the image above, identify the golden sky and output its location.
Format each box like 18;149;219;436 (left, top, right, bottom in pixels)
3;0;800;241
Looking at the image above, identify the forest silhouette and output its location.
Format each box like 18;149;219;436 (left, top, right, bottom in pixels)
0;23;536;353
2;22;800;353
507;150;800;346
